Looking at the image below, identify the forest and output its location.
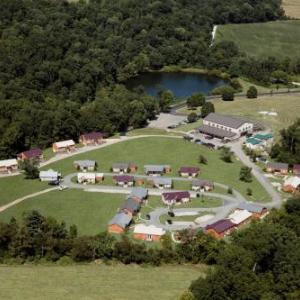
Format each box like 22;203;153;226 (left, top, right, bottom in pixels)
0;196;299;299
0;0;287;156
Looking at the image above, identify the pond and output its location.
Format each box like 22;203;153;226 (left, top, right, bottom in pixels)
126;72;226;98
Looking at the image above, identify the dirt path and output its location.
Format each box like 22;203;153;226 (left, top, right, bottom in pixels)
0;187;57;213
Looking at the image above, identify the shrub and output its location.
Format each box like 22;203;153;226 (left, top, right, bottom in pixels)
246;86;258;99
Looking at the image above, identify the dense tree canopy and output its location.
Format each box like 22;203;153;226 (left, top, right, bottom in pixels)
0;0;286;156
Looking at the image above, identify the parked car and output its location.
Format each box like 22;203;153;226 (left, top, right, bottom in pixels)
202;142;215;149
183;135;193;141
167;125;177;129
204;135;214;140
146;214;151;220
194;139;203;144
48;180;60;186
166;219;173;225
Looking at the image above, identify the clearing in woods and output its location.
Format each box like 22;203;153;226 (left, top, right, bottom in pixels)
215;20;300;59
282;0;300;18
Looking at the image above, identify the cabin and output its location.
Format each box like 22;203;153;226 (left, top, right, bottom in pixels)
77;172;104;184
237;203;268;220
17;148;43;162
74;160;96;171
283;176;300;194
113;175;134;187
179;166;200;178
130;187;148;202
293;164;300;176
161;191;190;205
199;113;253;140
52;140;76;153
144;165;171;176
0;159;18;174
133;224;166;242
39;169;61;182
205;219;236;238
108;212;132;234
120;197;141;216
150;177;172;189
112;162;137;174
266;162;289;175
79;132;105;146
228;210;253;227
191;180;214;192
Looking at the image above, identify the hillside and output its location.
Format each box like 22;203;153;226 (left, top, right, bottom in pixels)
215;20;300;59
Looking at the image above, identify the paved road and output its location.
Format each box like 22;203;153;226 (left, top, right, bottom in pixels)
63;172;248;230
230;140;282;208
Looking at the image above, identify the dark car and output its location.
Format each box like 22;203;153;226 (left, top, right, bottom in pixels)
145;214;151;220
204;135;214;140
48;180;60;186
167;219;173;225
202;142;215;149
167;125;177;129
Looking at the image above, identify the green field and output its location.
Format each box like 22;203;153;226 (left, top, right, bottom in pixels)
215;20;300;59
42;137;270;201
0;190;125;235
212;94;300;139
0;175;48;206
0;264;205;300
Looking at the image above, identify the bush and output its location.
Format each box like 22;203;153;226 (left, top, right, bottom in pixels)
246;86;258;99
187;112;198;123
201;102;215;118
246;188;253;196
227;187;233;194
222;90;234;101
240;166;253;182
199;155;208;164
230;79;242;91
211;85;235;96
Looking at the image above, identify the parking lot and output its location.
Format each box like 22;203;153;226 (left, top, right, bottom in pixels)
148;113;187;129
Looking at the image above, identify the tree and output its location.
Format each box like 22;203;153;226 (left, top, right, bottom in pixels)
246;86;258;99
220;147;233;163
222;90;234;101
270;119;300;164
198;155;207;164
187;112;198;123
20;159;39;179
158;90;174;112
227;187;233;194
239;166;252;182
246;188;252;196
187;93;205;109
201;102;215;118
180;290;195;300
271;70;289;84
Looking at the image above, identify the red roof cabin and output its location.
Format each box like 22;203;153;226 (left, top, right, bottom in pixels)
179;166;200;178
80;132;105;146
293;164;300;176
205;219;236;238
162;191;190;205
113;175;134;187
18;148;43;162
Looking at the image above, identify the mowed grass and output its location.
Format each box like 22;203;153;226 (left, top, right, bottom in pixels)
0;190;125;235
0;175;48;206
0;264;205;300
215;20;300;59
212;94;300;139
283;0;300;18
44;137;270;201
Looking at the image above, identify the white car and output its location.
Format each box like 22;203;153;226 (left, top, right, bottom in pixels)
59;185;68;191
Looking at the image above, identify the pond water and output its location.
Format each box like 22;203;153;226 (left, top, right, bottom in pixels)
126;72;226;98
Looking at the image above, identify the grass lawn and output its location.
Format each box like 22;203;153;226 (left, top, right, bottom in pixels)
160;211;213;224
43;137;270;201
212;94;300;139
0;190;125;235
0;175;48;206
174;119;203;132
0;264;205;300
215;20;300;59
283;0;300;18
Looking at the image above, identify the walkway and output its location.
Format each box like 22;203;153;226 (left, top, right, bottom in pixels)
0;187;57;213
